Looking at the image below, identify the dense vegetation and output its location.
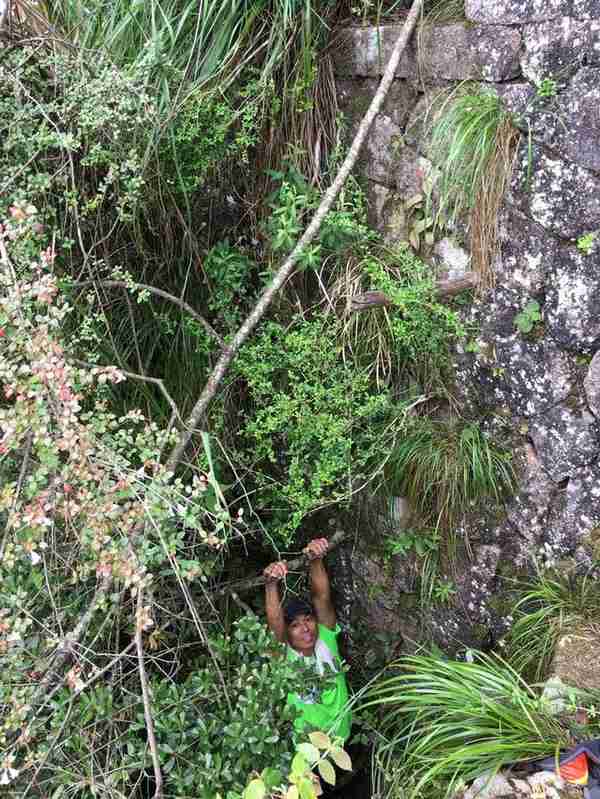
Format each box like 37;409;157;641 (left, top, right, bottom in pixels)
1;3;574;799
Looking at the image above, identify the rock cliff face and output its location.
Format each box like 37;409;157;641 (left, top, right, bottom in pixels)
332;1;600;654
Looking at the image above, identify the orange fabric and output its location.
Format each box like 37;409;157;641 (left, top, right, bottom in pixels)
558;751;589;785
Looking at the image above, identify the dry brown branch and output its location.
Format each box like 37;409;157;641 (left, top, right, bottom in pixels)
349;273;478;312
73;279;225;347
165;0;425;473
213;530;347;598
136;587;164;799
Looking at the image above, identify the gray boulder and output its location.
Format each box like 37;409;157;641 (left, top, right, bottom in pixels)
584;351;600;416
332;22;520;83
520;18;589;85
521;67;600;172
545;237;600;353
507;141;600;239
417;23;521;82
528;403;600;482
465;0;571;25
494;207;553;295
331;25;416;78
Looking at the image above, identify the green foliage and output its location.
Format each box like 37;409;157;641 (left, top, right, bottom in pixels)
384;527;439;559
204;239;258;330
428;87;513;227
243;730;352;799
233;316;397;542
536;77;558;98
386;417;515;535
331;244;465;388
40;0;331;203
361;652;582;799
506;569;600;682
0;48;153;228
164;86;264;194
514;299;542;334
431;577;457;605
42;617;324;798
577;231;597;255
265;168;374;267
364;247;465;370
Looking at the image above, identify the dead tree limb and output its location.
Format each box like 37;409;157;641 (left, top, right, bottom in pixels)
72;279;224;347
349;272;478;312
213;530;347;598
136;588;163;799
165;0;424;473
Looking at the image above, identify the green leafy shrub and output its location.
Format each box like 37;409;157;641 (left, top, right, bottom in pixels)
0;48;154;230
329;244;465;388
41;617;324;798
514;299;542;334
233;316;398;542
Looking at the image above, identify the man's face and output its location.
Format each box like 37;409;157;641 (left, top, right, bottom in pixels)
287;613;317;656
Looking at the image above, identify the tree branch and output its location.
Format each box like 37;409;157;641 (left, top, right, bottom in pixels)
135;588;163;799
349;272;479;312
164;0;424;473
72;279;225;347
213;530;347;598
72;358;183;426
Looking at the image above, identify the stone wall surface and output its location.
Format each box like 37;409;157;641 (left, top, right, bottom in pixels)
333;1;600;656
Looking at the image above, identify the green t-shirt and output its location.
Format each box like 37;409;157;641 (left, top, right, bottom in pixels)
286;623;352;742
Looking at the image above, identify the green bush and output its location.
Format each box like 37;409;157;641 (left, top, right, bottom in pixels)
233;316;397;543
0;49;153;233
41;617;324;799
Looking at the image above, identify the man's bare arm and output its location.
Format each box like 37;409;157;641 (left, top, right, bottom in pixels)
263;561;287;643
306;538;336;630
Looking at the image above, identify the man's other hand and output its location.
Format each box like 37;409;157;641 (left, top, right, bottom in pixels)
303;538;329;561
263;561;288;583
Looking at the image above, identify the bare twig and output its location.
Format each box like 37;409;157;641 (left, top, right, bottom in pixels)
213;530;347;598
164;0;424;473
73;641;136;697
72;358;183;426
72;279;224;347
135;587;163;799
37;577;112;696
0;429;33;561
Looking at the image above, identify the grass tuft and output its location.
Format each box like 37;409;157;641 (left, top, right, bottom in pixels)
507;569;600;682
361;652;580;799
385;417;515;540
427;87;519;290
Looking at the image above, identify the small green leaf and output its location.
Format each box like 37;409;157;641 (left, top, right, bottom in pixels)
308;731;331;750
243;779;266;799
318;759;336;786
330;747;352;771
292;753;308;777
297;743;320;764
299;776;316;799
261;768;283;790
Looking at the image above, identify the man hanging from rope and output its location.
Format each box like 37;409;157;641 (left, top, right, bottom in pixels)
263;537;352;742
